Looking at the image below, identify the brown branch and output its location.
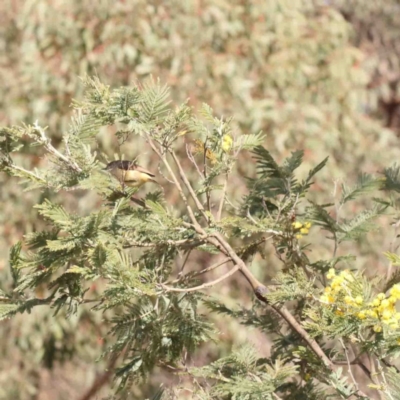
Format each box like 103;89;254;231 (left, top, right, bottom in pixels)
208;233;370;397
78;353;119;400
207;231;335;368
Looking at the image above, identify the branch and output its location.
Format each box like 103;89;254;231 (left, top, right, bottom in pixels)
7;164;47;184
378;356;400;373
189;257;231;278
333;358;371;380
33;121;82;173
209;230;370;398
146;136;200;227
148;130;368;397
123;238;204;249
186;143;204;179
165;258;231;285
178;249;192;276
217;173;228;221
202;139;211;212
161;265;240;293
339;338;358;389
208;231;335;367
171;150;209;222
78;353;119;400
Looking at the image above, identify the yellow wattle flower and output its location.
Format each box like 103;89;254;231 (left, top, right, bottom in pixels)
390;284;400;299
355;296;363;305
357;310;366;320
372;298;381;307
292;221;303;230
373;325;382;333
221;134;233;152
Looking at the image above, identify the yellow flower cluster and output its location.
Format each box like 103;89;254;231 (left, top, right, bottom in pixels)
292;221;312;239
221;134;233;153
320;269;400;333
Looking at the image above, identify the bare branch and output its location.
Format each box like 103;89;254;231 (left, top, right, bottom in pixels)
186;143;204;179
167;257;231;284
7;164;47;184
202;139;211;213
33;121;82;173
171;150;209;222
161;265;240;293
190;257;231;278
178;249;192;276
339;339;358;389
78;352;121;400
146;135;200;227
123;238;204;249
217;173;228;221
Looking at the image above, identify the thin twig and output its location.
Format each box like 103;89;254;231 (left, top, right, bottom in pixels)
123;238;204;249
171;150;209;222
217;174;228;221
161;265;240;293
167;257;231;285
186;143;204;179
178;250;192;276
332;354;371;380
377;359;394;400
8;164;47;184
190;257;231;278
202;138;212;212
339;339;358;389
33;121;82;172
146;136;200;227
224;195;240;211
157;163;175;184
78;352;120;400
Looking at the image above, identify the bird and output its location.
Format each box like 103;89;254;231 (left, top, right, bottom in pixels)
105;160;158;188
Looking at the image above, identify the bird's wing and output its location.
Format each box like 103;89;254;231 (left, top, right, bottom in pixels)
106;160;156;178
116;160;136;170
133;165;156;178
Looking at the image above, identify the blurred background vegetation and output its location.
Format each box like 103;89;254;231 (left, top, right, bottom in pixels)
1;0;400;398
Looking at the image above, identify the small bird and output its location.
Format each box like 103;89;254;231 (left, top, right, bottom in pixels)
105;160;158;188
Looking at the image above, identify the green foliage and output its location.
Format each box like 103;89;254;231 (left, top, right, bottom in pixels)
189;345;298;399
2;1;400;397
3;78;400;399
